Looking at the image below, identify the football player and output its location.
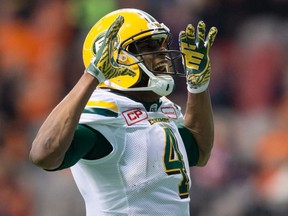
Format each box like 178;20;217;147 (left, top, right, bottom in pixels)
30;8;217;216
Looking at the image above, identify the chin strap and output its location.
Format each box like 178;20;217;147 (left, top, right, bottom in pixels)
104;62;175;96
147;75;174;96
103;75;174;96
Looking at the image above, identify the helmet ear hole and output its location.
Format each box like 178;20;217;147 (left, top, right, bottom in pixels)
118;53;128;62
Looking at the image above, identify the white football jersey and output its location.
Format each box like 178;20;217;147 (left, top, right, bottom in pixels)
71;89;191;216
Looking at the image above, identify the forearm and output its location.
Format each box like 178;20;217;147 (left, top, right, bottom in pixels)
183;90;214;166
30;73;98;170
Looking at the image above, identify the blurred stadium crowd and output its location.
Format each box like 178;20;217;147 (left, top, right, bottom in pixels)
0;0;288;215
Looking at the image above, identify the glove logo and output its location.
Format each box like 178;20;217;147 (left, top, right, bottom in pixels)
93;33;105;55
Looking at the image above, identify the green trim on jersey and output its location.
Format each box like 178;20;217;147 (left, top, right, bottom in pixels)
83;107;118;117
48;124;112;171
178;124;199;167
49;123;198;171
141;100;163;112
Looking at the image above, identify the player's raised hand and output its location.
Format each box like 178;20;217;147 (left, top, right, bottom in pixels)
179;21;217;93
86;15;136;82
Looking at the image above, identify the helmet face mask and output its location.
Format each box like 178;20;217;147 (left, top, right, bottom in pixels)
123;34;185;76
83;8;185;96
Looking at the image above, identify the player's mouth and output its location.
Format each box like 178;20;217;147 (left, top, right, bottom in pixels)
153;62;169;73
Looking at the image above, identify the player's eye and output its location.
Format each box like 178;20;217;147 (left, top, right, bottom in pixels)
128;36;169;55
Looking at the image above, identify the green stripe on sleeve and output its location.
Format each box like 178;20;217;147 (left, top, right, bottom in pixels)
83;107;118;117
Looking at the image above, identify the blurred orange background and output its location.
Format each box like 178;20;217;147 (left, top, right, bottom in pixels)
0;0;288;215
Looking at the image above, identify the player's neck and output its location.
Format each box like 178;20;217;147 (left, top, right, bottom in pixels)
114;90;161;103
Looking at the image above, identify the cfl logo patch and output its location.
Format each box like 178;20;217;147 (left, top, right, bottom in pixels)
122;108;148;126
161;107;177;119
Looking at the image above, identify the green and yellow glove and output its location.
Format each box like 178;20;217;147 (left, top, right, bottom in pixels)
86;15;136;82
179;21;217;94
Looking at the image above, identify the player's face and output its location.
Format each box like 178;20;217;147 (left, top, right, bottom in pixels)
129;37;171;74
123;37;172;101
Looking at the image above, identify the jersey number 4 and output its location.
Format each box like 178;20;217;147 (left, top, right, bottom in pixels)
162;126;190;199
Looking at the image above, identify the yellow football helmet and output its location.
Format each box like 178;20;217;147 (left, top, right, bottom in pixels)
82;8;184;96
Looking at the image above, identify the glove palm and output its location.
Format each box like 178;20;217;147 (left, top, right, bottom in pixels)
179;21;217;93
